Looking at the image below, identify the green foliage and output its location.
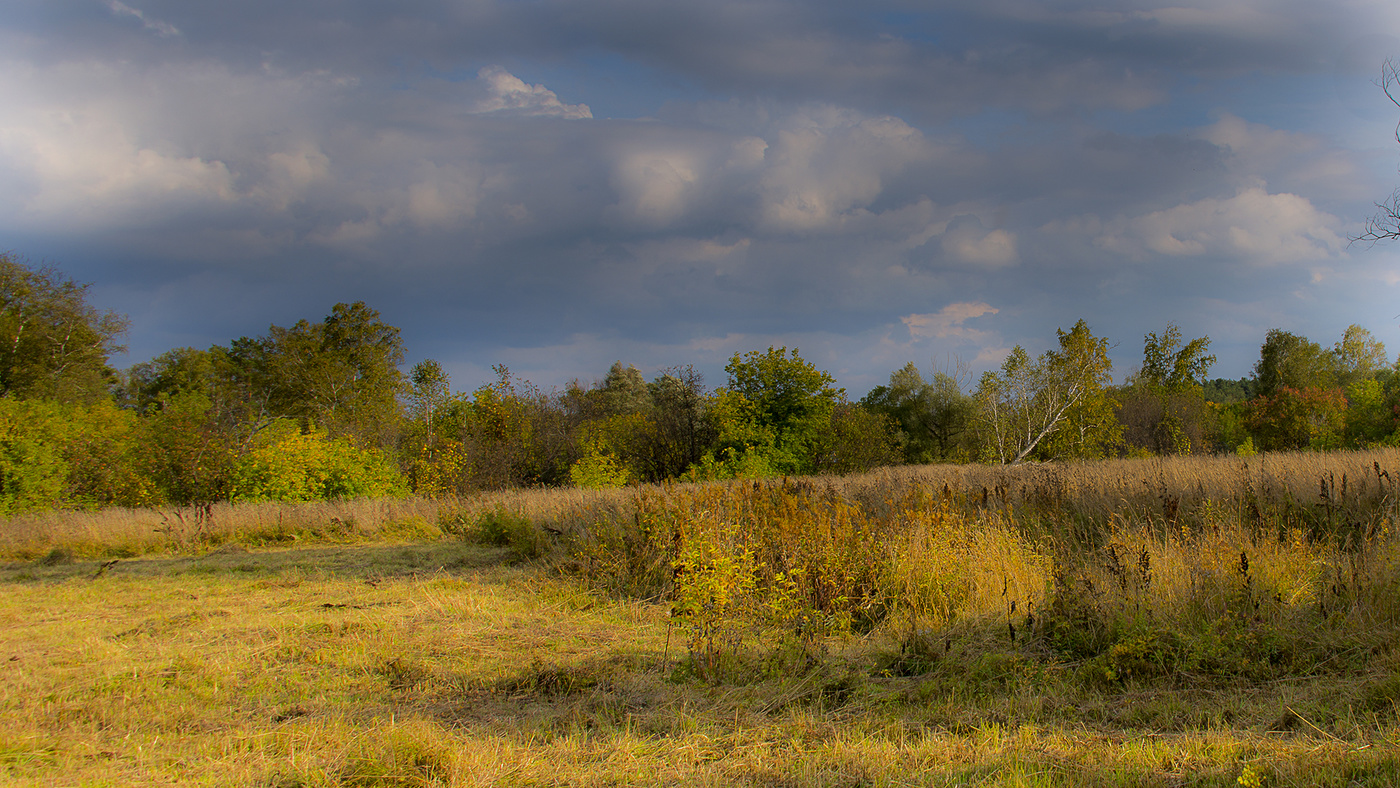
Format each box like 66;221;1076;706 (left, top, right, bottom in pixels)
63;398;158;508
1255;329;1336;398
1140;323;1216;394
1246;386;1348;452
132;391;238;506
1235;436;1258;457
598;361;652;416
569;448;632;489
1204;377;1254;405
1333;324;1389;387
472;506;546;559
670;515;759;682
222;301;405;448
862;362;974;463
1120;324;1215;456
0;398;69;515
0;398;166;513
726;347;843;431
121;347;217;414
454;366;573;489
230;420;407;503
0;253;127;403
407;359;450;445
707;347;844;476
975;320;1119;464
810;403;902;475
568;415;640;489
1345;377;1395;446
640;366;717;480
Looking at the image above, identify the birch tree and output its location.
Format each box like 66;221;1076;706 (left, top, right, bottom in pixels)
975;320;1117;464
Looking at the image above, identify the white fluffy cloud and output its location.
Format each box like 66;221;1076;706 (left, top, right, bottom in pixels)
940;216;1019;267
0;75;234;226
471;66;592;119
1094;186;1345;263
758;109;934;231
902;302;1000;341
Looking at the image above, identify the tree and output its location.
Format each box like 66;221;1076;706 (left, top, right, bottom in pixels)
1247;386;1348;452
598;361;652;416
0;253;127;403
725;347;843;432
454;366;574;489
642;366;717;480
408;359;450;449
1355;59;1400;245
862;361;974;463
1254;329;1335;398
811;403;902;474
122;346;218;414
1331;324;1388;388
1139;323;1215;394
1203;378;1254;404
974;320;1118;464
222;302;406;447
1121;324;1215;455
1343;376;1395;446
717;347;843;475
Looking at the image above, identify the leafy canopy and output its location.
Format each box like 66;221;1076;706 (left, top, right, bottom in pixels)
0;253;127;404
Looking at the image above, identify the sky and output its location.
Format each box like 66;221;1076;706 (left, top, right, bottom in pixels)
3;0;1400;398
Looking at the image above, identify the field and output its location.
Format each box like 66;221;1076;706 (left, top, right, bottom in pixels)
3;451;1399;786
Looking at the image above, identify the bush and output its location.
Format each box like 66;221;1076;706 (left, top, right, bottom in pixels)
472;506;546;559
230;420;407;503
0;398;70;515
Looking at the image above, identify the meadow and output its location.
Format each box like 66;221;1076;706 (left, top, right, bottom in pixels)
2;450;1398;786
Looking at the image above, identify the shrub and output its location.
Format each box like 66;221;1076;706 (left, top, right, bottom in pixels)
230;420;407;503
0;398;69;515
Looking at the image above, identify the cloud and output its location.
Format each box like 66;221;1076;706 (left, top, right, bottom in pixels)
471;66;592;119
902;302;1000;342
0;94;234;227
1094;186;1346;263
759;109;933;231
940;215;1018;267
610;150;701;227
1196;113;1370;201
5;0;1399;397
105;0;180;37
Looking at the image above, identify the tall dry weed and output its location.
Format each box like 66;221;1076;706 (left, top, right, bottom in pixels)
6;448;1399;686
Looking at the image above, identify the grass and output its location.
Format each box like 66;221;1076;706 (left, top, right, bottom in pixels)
2;449;1400;785
1;542;1396;786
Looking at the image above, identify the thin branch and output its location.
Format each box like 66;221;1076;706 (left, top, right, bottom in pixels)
1354;59;1400;246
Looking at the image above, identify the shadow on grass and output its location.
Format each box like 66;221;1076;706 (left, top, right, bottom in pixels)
0;539;514;585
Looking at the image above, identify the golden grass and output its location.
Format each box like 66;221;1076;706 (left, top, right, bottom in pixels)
2;542;1397;786
7;447;1399;561
2;450;1399;784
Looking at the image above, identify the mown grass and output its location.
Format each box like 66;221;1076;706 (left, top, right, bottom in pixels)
2;449;1400;785
2;542;1396;786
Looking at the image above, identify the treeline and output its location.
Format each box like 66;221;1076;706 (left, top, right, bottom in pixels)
3;251;1399;514
864;321;1400;464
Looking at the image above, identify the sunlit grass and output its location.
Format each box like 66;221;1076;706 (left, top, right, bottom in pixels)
3;449;1400;784
2;542;1397;785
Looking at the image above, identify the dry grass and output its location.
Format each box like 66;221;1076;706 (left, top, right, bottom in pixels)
2;541;1397;786
7;447;1398;562
3;450;1400;784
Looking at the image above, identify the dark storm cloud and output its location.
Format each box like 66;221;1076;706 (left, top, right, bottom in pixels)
19;0;1391;119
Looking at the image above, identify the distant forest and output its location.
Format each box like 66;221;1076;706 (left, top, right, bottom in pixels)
3;250;1397;514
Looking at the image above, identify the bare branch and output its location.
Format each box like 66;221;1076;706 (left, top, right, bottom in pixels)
1354;60;1400;246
